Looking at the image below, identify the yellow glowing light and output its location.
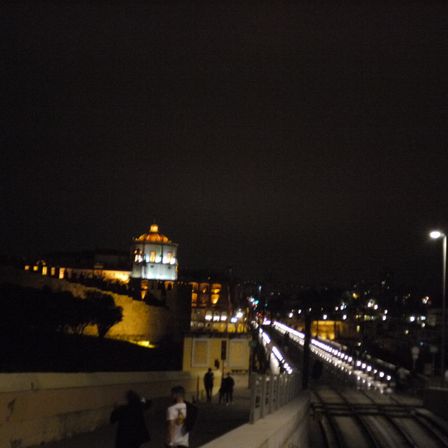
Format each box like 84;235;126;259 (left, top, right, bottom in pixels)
100;270;130;283
135;340;156;349
136;224;171;243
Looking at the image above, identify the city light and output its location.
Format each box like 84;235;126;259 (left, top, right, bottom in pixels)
272;321;393;392
257;326;294;375
429;228;447;387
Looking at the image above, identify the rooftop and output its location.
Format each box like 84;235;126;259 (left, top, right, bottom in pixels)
134;224;173;244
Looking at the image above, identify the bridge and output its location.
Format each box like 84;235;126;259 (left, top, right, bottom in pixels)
259;320;448;448
2;323;447;448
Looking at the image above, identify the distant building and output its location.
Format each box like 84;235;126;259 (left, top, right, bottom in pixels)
131;224;178;281
21;222;247;339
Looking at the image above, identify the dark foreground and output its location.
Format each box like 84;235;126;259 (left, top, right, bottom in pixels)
35;387;250;448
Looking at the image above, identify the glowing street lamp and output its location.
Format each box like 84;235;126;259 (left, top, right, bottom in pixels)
430;230;444;240
429;230;447;386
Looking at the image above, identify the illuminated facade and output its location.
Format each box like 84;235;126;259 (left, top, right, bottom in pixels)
186;279;247;333
22;222;248;335
131;224;178;281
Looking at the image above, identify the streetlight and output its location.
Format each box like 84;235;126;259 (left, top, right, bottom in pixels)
429;230;447;386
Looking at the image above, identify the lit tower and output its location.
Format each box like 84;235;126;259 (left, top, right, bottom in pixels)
131;224;178;281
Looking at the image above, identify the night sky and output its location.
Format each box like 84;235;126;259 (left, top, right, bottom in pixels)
2;2;448;291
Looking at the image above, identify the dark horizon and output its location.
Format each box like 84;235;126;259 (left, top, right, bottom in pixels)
2;2;448;295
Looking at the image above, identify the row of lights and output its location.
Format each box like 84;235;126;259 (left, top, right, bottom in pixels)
288;306;428;325
255;323;293;375
273;321;392;392
204;309;245;323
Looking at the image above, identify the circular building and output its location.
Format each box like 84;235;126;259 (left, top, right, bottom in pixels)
131;224;178;281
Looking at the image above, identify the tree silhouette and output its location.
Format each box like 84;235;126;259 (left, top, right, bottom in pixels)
84;291;123;338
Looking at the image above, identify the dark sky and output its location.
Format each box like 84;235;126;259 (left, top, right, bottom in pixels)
1;1;448;291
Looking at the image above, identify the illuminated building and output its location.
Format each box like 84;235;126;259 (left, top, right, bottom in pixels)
21;222;247;339
184;276;247;334
131;224;178;281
